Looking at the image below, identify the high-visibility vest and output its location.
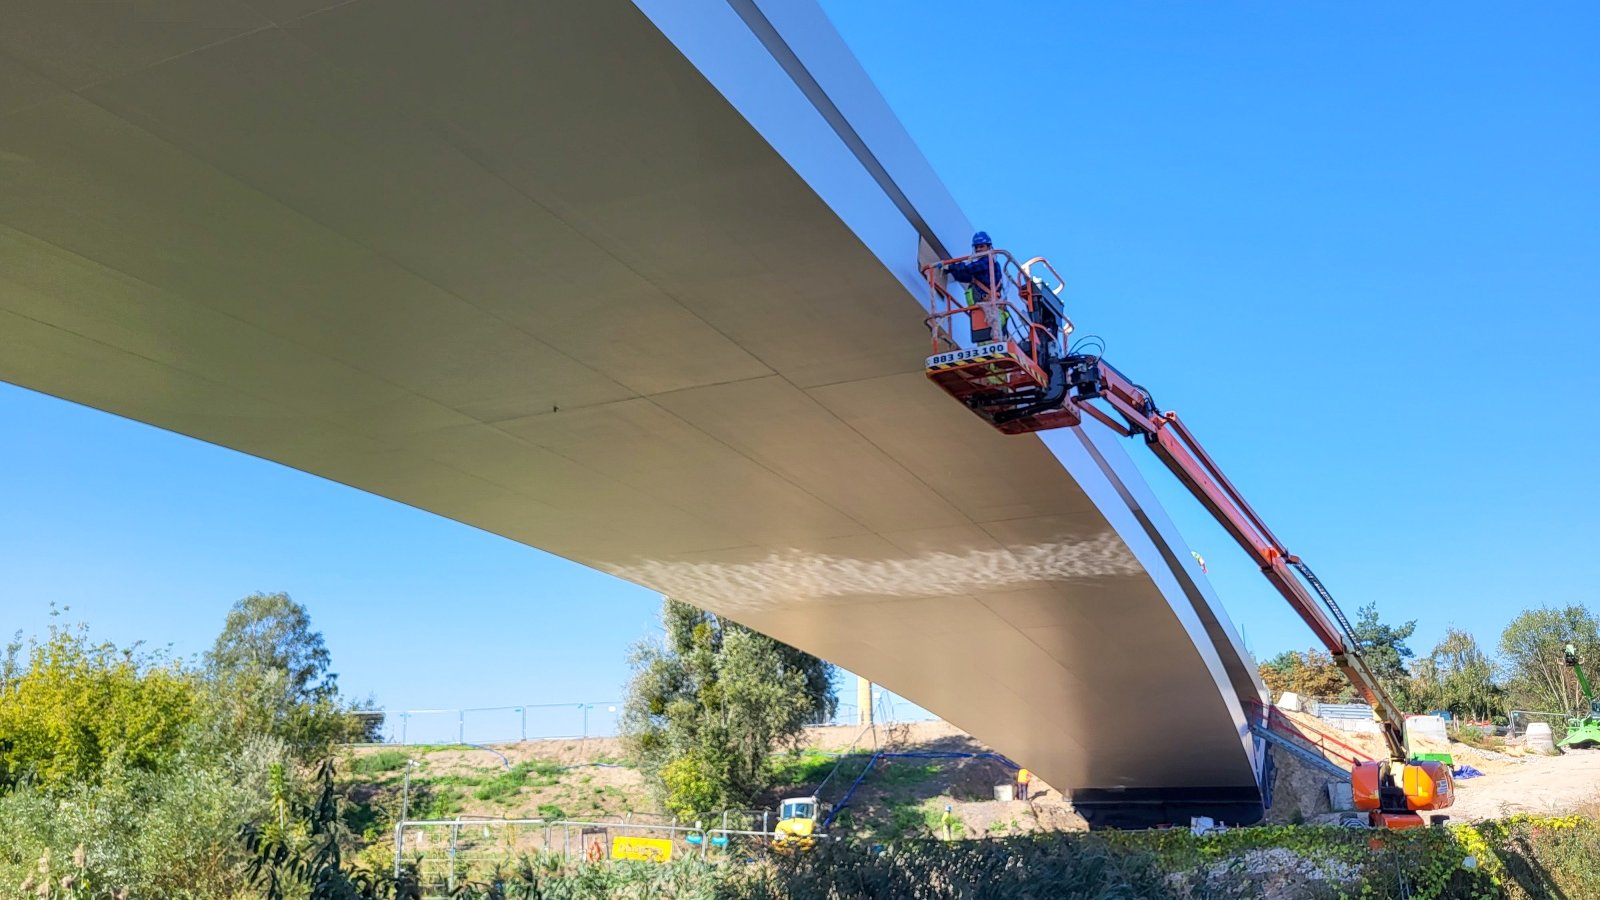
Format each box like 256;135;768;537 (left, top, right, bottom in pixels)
1017;768;1031;784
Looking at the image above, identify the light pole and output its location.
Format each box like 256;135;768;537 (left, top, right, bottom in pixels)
394;759;416;878
400;759;415;821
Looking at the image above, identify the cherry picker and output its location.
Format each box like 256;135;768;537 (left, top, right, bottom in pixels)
923;246;1454;829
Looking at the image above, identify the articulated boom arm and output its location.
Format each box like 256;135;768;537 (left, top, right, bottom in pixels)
1566;644;1596;706
921;250;1453;822
1062;357;1409;761
917;249;1408;761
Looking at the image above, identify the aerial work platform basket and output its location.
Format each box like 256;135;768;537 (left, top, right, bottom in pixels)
923;249;1079;434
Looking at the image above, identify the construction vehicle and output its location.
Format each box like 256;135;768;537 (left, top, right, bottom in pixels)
772;795;823;851
923;247;1454;829
1559;643;1600;749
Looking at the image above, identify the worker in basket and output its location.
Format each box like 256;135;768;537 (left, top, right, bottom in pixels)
943;231;1010;344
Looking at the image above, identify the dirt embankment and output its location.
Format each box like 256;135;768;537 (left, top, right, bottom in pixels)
344;717;1600;835
809;721;1086;839
344;736;652;825
344;721;1084;838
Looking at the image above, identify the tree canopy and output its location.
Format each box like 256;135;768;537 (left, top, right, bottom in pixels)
1257;604;1600;724
1258;648;1348;702
621;599;835;819
1350;603;1416;696
205;592;370;754
1403;628;1502;720
208;592;337;703
1499;605;1600;717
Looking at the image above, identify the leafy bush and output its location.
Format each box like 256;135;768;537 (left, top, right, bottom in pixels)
1454;815;1600;899
767;749;837;788
374;817;1600;900
413;785;463;820
0;736;288;899
656;752;727;820
0;623;197;790
472;761;562;803
757;836;1169;900
0;602;381;898
350;751;409;776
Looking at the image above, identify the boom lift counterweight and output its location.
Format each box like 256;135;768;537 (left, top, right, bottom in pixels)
923;247;1453;829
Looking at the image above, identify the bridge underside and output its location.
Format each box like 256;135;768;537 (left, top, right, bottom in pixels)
0;0;1262;825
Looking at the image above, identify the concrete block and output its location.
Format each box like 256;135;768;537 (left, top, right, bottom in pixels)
1326;781;1354;810
1526;722;1556;753
1277;692;1304;712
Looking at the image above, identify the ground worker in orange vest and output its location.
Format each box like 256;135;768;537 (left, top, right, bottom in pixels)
1016;767;1032;801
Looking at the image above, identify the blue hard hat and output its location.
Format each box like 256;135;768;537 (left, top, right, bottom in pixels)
971;231;992;247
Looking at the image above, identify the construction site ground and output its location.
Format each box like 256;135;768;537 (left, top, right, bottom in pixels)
341;718;1600;841
1262;708;1600;824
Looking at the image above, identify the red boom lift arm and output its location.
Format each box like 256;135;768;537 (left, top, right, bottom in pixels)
1062;357;1406;759
921;249;1453;827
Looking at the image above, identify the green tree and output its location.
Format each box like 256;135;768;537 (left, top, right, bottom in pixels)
1427;627;1502;720
0;621;196;791
205;593;372;757
1258;648;1348;702
1350;603;1417;704
1499;605;1600;717
208;592;337;704
621;599;835;819
1402;655;1445;716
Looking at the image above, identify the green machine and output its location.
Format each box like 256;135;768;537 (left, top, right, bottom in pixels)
1559;643;1600;750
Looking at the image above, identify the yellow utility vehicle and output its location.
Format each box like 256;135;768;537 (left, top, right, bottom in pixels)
772;796;823;851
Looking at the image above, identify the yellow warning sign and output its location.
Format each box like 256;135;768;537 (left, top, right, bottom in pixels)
610;835;673;863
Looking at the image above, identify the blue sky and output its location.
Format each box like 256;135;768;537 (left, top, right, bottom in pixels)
3;2;1596;724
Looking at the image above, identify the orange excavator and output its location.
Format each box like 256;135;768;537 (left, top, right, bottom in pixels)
923;247;1453;829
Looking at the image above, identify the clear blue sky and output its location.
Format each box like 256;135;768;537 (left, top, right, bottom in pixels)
3;2;1596;720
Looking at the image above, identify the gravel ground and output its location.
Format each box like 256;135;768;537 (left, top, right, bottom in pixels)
1445;747;1600;821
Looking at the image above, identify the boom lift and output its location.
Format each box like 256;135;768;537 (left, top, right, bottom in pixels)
923;247;1454;829
1560;644;1600;749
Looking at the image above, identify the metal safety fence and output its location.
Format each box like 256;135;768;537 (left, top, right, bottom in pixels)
1508;709;1573;740
360;690;940;747
395;816;820;897
364;702;623;745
